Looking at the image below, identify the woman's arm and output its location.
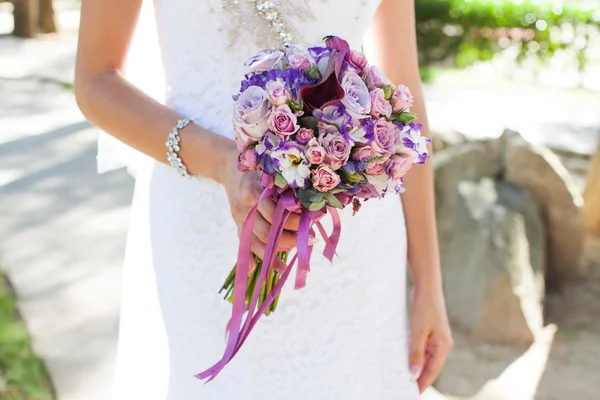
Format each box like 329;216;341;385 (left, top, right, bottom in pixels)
75;0;299;264
364;0;452;392
75;0;235;182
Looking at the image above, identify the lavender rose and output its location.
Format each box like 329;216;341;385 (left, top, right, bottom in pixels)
286;45;314;71
391;84;413;112
269;104;299;137
312;103;351;128
233;86;272;139
305;138;326;164
365;65;390;90
266;79;290;106
369;88;392;118
371;118;401;156
312;164;341;192
296;127;315;145
340;71;372;118
318;123;353;170
386;153;413;181
245;49;284;71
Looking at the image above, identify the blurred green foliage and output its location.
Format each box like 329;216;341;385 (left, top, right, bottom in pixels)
415;0;600;68
0;274;54;400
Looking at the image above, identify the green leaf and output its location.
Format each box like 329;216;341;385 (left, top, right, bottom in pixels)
274;173;288;189
309;192;325;203
299;116;319;132
289;101;302;113
308;199;326;211
323;192;343;209
396;112;417;124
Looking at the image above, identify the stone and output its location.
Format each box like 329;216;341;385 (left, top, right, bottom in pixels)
502;130;587;287
439;178;544;344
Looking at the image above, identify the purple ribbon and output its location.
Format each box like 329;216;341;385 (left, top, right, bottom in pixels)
196;174;343;382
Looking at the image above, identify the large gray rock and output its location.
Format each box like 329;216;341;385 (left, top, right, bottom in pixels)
502;130;587;287
440;178;544;344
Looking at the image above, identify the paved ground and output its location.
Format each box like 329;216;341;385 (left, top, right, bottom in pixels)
0;3;598;400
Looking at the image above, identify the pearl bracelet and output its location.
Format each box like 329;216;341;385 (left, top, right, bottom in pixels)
165;118;193;178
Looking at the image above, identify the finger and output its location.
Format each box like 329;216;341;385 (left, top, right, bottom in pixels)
250;234;287;272
257;197;301;231
417;336;451;392
417;349;447;392
253;213;298;251
408;327;428;382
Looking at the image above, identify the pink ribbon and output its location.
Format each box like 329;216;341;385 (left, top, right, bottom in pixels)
196;174;343;382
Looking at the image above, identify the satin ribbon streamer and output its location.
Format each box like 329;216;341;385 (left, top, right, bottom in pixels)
196;174;342;381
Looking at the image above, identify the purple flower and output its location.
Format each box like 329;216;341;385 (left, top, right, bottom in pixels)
318;122;353;170
312;164;341;192
369;88;392;118
286;45;314;71
371;118;401;156
364;65;391;90
400;123;430;164
324;35;352;54
391;85;413;112
296;127;315;145
347;118;375;144
340;71;371;118
305;138;326;164
233;86;272;140
312;102;352;128
245;49;284;71
270;141;311;188
266;79;290;106
300;49;345;112
269;104;299;137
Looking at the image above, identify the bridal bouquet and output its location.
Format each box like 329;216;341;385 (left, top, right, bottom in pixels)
198;36;429;381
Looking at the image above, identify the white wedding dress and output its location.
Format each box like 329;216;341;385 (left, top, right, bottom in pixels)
109;0;419;399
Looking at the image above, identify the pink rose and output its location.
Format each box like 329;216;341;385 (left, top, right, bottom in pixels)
350;50;368;70
318;123;353;170
371;118;401;156
233;86;272;139
296;127;315;145
365;65;390;90
358;183;380;199
365;160;386;176
391;85;413;112
312;164;341;192
266;79;290;106
369;88;392;118
351;144;376;162
305;138;326;164
286;45;314;71
269;104;299;137
386;153;413;181
237;147;259;171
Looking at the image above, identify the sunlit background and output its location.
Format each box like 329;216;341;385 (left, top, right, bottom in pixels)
0;0;598;399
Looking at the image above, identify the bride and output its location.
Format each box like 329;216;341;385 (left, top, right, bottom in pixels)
75;0;452;398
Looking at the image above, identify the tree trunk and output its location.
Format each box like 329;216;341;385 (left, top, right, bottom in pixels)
584;137;600;236
12;0;39;38
39;0;57;34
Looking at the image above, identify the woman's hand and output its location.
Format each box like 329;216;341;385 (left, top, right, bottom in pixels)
408;285;453;393
220;147;300;268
